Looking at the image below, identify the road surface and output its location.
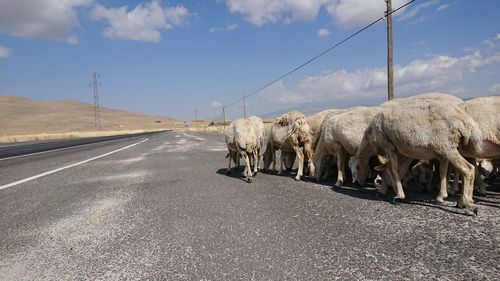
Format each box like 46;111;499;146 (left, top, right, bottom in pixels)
1;131;499;280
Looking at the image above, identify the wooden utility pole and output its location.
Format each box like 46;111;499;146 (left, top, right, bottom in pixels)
385;0;394;100
243;95;246;118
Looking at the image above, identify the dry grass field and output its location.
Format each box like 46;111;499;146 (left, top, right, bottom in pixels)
0;96;180;143
0;96;278;143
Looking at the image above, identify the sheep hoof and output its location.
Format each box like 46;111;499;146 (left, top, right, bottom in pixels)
435;199;445;205
294;177;300;181
246;177;253;183
334;181;343;188
392;196;405;204
435;196;446;205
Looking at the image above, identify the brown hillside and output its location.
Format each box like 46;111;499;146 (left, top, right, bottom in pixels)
0;96;178;136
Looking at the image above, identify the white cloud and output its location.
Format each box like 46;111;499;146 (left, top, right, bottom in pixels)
489;83;500;94
317;28;330;37
221;0;432;28
222;0;436;29
227;23;239;31
66;35;80;45
90;1;192;42
211;101;223;108
0;44;12;59
222;0;329;26
326;0;407;28
0;0;92;43
257;41;500;106
209;23;239;33
483;33;500;48
436;4;449;11
398;0;439;21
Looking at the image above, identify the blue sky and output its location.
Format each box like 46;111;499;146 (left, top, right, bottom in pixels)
0;0;499;120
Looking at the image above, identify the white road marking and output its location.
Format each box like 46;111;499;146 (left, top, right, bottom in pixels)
207;148;228;151
0;138;149;191
182;133;206;141
116;156;145;164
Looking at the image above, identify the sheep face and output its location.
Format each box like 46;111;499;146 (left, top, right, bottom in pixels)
350;157;369;185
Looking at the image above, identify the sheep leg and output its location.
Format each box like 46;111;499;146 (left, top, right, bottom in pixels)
447;150;476;214
249;153;255;175
397;157;413;186
304;142;315;177
278;151;284;175
272;149;277;173
321;157;331;181
436;159;449;204
312;137;327;182
386;149;405;202
253;148;259;175
335;146;346;188
449;166;460;196
472;160;487;196
425;166;434;193
293;146;304;181
227;150;233;174
241;151;253;183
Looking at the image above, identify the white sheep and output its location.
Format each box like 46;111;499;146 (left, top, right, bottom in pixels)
225;116;264;182
313;106;381;187
350;101;481;214
263;111;314;181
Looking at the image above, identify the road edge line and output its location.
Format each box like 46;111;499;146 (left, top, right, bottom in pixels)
0;138;149;191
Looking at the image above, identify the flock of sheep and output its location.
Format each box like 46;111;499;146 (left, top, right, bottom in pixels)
224;93;500;215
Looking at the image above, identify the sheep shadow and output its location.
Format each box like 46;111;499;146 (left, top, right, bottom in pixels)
216;167;263;183
260;168;305;179
216;167;245;180
316;179;479;216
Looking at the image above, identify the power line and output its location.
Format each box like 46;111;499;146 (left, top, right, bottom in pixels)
224;0;417;109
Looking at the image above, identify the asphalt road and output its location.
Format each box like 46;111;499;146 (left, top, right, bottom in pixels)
0;131;169;159
0;131;499;280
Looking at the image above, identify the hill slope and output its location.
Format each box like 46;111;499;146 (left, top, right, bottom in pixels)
0;96;178;136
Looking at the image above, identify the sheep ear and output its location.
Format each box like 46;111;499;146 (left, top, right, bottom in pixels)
374;165;386;172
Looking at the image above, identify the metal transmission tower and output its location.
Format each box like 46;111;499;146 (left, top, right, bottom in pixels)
89;72;102;130
385;0;395;100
